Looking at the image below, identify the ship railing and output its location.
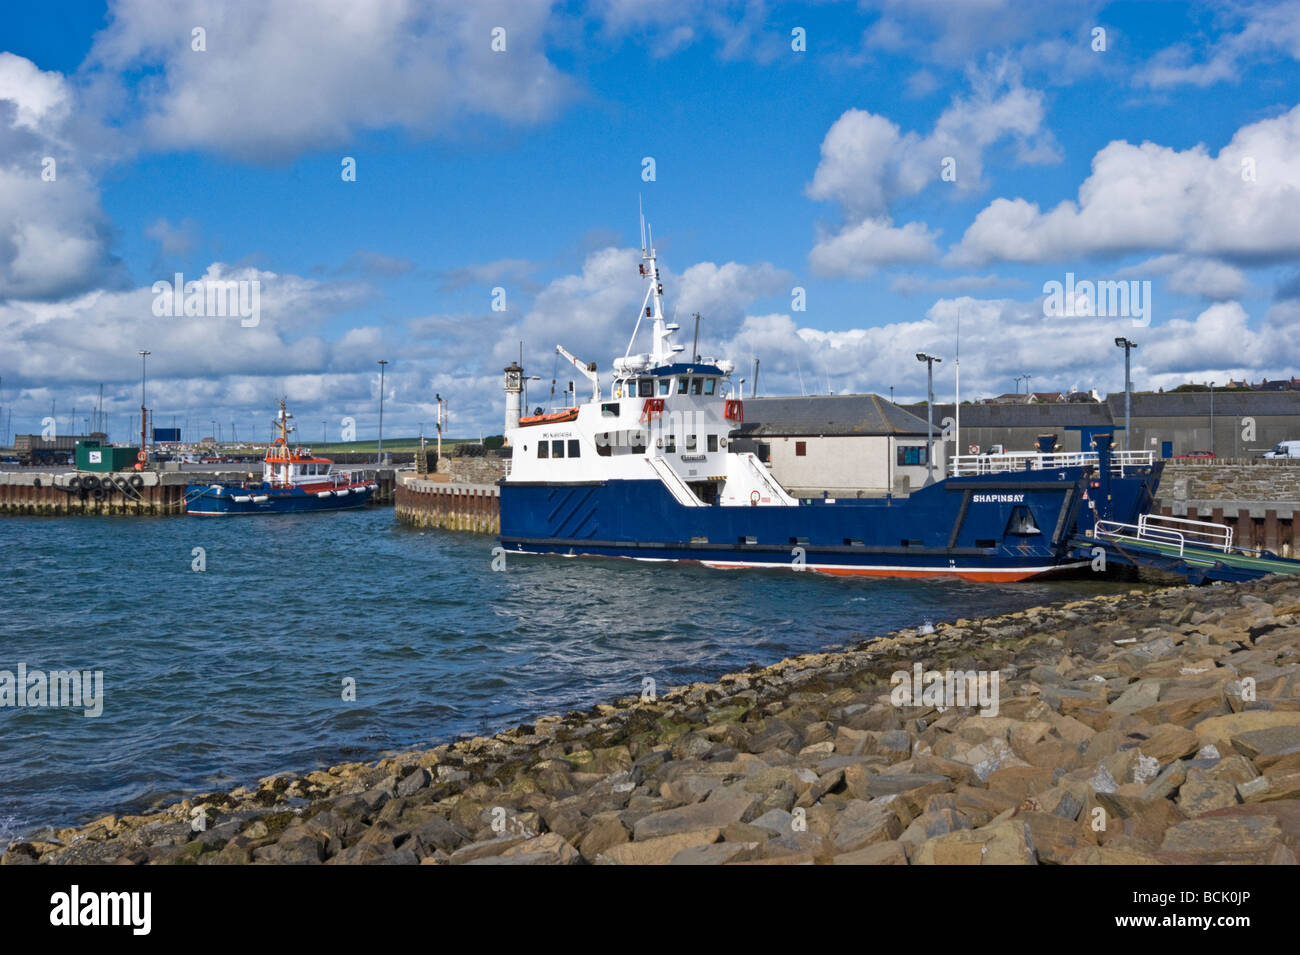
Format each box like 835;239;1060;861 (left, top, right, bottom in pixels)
948;449;1155;477
1094;513;1233;556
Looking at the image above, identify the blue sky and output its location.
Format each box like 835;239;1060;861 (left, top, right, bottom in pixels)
1;0;1298;442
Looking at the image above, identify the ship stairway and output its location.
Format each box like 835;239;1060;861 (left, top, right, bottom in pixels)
1068;513;1300;584
736;452;799;506
647;455;705;507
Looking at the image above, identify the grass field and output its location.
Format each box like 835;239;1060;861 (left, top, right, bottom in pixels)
304;437;498;453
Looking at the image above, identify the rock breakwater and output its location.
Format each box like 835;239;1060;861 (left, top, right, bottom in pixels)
8;575;1300;865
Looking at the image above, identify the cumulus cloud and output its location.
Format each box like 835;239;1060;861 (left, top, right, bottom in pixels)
1117;254;1249;301
950;104;1300;266
1139;4;1300;89
806;63;1058;277
0;55;122;301
87;0;575;162
711;295;1300;403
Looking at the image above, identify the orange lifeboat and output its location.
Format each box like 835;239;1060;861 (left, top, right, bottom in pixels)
519;407;580;427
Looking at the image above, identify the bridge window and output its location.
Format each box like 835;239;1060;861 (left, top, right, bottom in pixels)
658;378;670;396
691;377;703;395
677;377;688;395
639;379;655;397
567;439;580;458
704;378;716;396
897;445;928;466
551;440;565;458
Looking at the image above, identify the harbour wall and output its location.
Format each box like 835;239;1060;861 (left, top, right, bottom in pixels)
1154;459;1300;555
0;469;397;515
394;477;500;534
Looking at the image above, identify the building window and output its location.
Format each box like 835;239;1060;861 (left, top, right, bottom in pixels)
551;439;565;458
567;439;580;458
897;445;928;466
795;441;807;457
537;442;548;459
707;434;718;452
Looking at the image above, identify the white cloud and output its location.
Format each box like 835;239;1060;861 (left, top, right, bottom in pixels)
0;56;121;302
712;295;1300;403
1139;4;1300;89
88;0;575;162
950;104;1300;266
809;217;940;278
1117;254;1248;301
806;64;1058;278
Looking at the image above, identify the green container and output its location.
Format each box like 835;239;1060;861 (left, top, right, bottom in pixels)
76;440;140;472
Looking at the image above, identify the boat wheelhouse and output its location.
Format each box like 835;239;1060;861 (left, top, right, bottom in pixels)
185;399;377;516
498;216;1164;581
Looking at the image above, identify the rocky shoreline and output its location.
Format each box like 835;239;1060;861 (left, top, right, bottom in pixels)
7;575;1300;865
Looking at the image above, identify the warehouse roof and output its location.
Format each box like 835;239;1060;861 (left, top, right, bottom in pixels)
737;394;932;437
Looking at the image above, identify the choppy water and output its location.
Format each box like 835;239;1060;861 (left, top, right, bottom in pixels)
0;508;1137;844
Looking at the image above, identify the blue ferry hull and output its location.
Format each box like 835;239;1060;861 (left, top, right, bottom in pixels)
500;464;1163;581
186;482;374;516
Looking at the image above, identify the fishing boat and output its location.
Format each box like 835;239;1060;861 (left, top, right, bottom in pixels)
185;399;377;516
497;218;1163;581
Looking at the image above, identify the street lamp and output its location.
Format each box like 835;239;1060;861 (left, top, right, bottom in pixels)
1209;381;1215;457
138;350;150;454
916;352;942;485
1115;338;1138;452
377;359;388;464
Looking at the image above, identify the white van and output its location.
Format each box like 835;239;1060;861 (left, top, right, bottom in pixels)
1263;441;1300;458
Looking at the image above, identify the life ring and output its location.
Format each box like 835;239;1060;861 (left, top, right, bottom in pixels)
137;450;147;463
750;490;760;505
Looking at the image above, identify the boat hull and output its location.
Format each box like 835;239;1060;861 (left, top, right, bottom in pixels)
502;471;1093;580
185;482;375;516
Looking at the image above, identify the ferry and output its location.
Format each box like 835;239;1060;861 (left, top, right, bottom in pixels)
185;400;377;516
498;219;1163;581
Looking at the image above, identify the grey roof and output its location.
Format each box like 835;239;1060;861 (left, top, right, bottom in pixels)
738;394;931;437
905;402;1112;428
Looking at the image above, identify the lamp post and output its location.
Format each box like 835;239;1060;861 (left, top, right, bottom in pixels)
916;352;942;485
1209;381;1215;457
138;350;150;457
377;359;388;464
1115;338;1138;452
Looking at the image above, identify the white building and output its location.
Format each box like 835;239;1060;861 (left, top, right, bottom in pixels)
732;395;943;497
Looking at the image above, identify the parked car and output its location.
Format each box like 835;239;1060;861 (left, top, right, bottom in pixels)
1263;441;1300;459
1173;450;1216;460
